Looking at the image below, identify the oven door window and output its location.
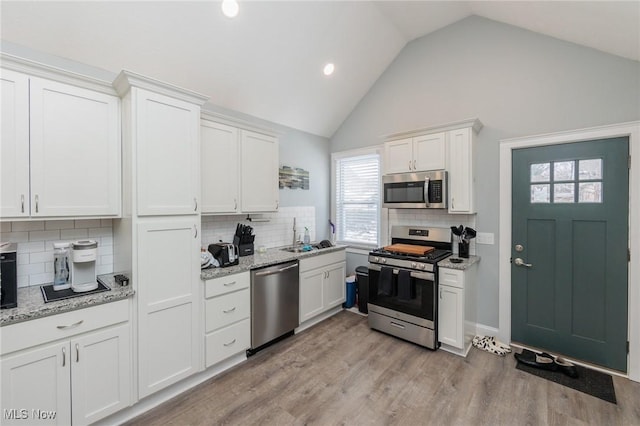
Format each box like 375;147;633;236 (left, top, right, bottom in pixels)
368;266;435;322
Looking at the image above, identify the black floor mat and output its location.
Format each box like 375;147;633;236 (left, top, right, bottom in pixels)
515;349;616;404
41;280;110;303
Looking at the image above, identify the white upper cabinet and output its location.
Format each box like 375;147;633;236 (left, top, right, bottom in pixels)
0;69;30;218
447;127;476;214
201;120;239;214
1;69;120;219
240;130;279;213
384;132;445;174
134;89;201;216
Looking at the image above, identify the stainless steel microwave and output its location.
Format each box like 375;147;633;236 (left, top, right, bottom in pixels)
382;170;448;209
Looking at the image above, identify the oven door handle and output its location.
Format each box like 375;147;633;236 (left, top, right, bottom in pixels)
368;264;434;281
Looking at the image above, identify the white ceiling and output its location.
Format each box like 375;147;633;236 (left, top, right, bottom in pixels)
1;1;638;138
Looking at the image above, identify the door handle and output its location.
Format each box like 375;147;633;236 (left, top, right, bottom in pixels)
234;199;237;210
57;320;84;330
62;347;66;367
76;343;80;362
194;197;198;211
223;307;236;314
223;339;236;347
390;321;405;329
21;194;25;213
514;258;532;268
194;225;198;238
408;160;412;171
35;194;39;213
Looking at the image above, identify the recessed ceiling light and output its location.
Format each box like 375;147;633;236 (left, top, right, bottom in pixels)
222;0;239;18
323;63;335;76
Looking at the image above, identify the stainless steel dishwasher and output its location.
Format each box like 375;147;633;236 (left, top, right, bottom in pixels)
249;260;299;354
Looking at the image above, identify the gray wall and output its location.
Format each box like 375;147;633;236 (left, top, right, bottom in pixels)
331;16;640;328
1;41;332;241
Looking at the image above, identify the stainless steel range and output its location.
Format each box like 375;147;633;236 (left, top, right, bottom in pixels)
367;226;452;349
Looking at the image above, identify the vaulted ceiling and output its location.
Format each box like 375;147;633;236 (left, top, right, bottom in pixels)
2;1;638;138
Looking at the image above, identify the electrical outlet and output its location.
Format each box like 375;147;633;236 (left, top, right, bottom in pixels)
476;232;494;245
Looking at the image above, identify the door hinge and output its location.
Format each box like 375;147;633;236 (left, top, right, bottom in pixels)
627;341;630;354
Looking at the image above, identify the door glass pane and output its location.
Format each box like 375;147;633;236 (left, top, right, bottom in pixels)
554;161;575;181
531;184;550;203
554;183;575;203
579;159;602;180
579;182;602;203
530;163;550;182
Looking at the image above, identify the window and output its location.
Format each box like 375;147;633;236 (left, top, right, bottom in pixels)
530;158;603;204
333;150;380;247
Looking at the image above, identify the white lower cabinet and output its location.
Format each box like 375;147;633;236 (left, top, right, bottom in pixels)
203;272;251;368
438;264;477;357
299;250;346;324
0;301;131;426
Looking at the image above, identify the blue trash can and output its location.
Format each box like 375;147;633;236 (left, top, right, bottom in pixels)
344;276;357;308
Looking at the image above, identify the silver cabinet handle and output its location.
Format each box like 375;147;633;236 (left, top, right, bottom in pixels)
234;199;237;210
451;197;455;209
408;160;412;171
62;347;66;367
390;321;405;329
57;320;84;330
35;194;39;213
223;339;236;347
440;289;442;299
76;343;79;362
194;197;198;211
514;258;533;268
414;160;416;170
194;225;198;238
223;281;236;287
424;176;430;208
21;194;24;213
223;307;236;314
275;200;279;210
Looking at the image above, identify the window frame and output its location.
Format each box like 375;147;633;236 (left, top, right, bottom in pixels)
331;146;384;249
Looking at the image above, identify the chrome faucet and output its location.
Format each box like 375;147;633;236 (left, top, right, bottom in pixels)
292;217;297;248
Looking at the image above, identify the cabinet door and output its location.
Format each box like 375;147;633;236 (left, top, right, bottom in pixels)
447;127;475;213
240;130;279;212
71;324;131;426
323;262;346;309
201;121;239;214
299;269;325;323
384;138;412;174
135;89;200;216
1;342;71;426
413;132;445;171
438;285;464;349
29;77;120;217
0;69;30;218
137;218;200;398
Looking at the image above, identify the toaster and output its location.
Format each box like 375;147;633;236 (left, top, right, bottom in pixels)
208;243;239;267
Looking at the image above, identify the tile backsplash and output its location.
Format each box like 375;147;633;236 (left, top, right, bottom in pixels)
201;206;316;250
1;219;114;288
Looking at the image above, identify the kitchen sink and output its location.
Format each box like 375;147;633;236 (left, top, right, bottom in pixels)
280;246;316;253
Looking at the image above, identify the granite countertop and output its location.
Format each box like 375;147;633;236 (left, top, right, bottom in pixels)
200;245;347;280
438;255;480;270
0;272;135;327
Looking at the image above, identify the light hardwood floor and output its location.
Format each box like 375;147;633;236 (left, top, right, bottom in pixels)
127;311;640;425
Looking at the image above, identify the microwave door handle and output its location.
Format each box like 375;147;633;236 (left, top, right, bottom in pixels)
424;177;430;207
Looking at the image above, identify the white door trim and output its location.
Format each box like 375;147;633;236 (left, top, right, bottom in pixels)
499;121;640;382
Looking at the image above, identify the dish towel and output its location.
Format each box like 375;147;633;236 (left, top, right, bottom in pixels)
378;267;393;296
397;269;414;300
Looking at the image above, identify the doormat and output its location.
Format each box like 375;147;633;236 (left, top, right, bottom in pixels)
515;349;616;404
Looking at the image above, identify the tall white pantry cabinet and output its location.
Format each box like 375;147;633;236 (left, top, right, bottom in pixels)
113;71;208;401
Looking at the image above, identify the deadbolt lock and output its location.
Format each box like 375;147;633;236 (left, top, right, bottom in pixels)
515;244;524;252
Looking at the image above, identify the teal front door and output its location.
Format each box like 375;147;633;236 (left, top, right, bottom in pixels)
511;137;629;372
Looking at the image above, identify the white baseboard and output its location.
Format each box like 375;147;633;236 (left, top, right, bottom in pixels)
295;306;343;333
475;323;501;339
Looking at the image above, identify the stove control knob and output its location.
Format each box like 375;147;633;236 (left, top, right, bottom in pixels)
374;257;379;262
419;264;426;270
411;262;417;268
381;258;387;264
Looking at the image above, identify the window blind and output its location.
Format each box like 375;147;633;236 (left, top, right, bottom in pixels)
335;153;380;246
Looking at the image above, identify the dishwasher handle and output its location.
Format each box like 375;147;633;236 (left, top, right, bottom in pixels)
254;263;298;277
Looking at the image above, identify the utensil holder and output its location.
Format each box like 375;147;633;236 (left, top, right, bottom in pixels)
458;241;469;258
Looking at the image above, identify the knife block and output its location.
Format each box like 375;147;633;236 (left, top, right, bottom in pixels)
233;236;254;257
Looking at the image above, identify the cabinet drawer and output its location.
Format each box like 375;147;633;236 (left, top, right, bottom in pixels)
299;250;346;273
204;271;250;298
205;288;250;332
205;318;250;367
1;299;129;355
439;268;464;289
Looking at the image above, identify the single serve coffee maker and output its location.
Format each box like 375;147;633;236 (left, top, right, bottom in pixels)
70;240;98;292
